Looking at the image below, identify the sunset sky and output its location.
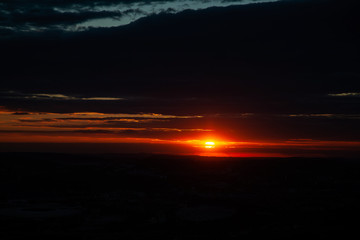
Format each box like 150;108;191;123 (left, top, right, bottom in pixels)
1;0;359;157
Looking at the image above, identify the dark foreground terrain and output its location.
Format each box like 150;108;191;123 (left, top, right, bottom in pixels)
1;153;360;239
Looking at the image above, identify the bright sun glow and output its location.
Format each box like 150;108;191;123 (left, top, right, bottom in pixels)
205;141;215;148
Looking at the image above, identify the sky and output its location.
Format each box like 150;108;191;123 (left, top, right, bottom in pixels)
0;0;360;157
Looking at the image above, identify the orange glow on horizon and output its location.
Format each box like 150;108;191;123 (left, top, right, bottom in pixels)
1;106;360;158
1;132;360;148
1;132;360;157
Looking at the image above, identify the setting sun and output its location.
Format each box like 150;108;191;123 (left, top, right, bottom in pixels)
205;141;215;149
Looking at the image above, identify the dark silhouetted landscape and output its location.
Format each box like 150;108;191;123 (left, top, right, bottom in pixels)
1;153;360;239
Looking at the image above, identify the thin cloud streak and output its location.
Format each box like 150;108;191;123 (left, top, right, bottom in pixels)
329;92;360;97
1;92;125;101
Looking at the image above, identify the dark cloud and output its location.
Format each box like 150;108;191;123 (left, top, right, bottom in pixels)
12;112;30;115
17;119;56;123
0;128;210;141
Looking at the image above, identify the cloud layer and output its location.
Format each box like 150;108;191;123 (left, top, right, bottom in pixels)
0;0;275;33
